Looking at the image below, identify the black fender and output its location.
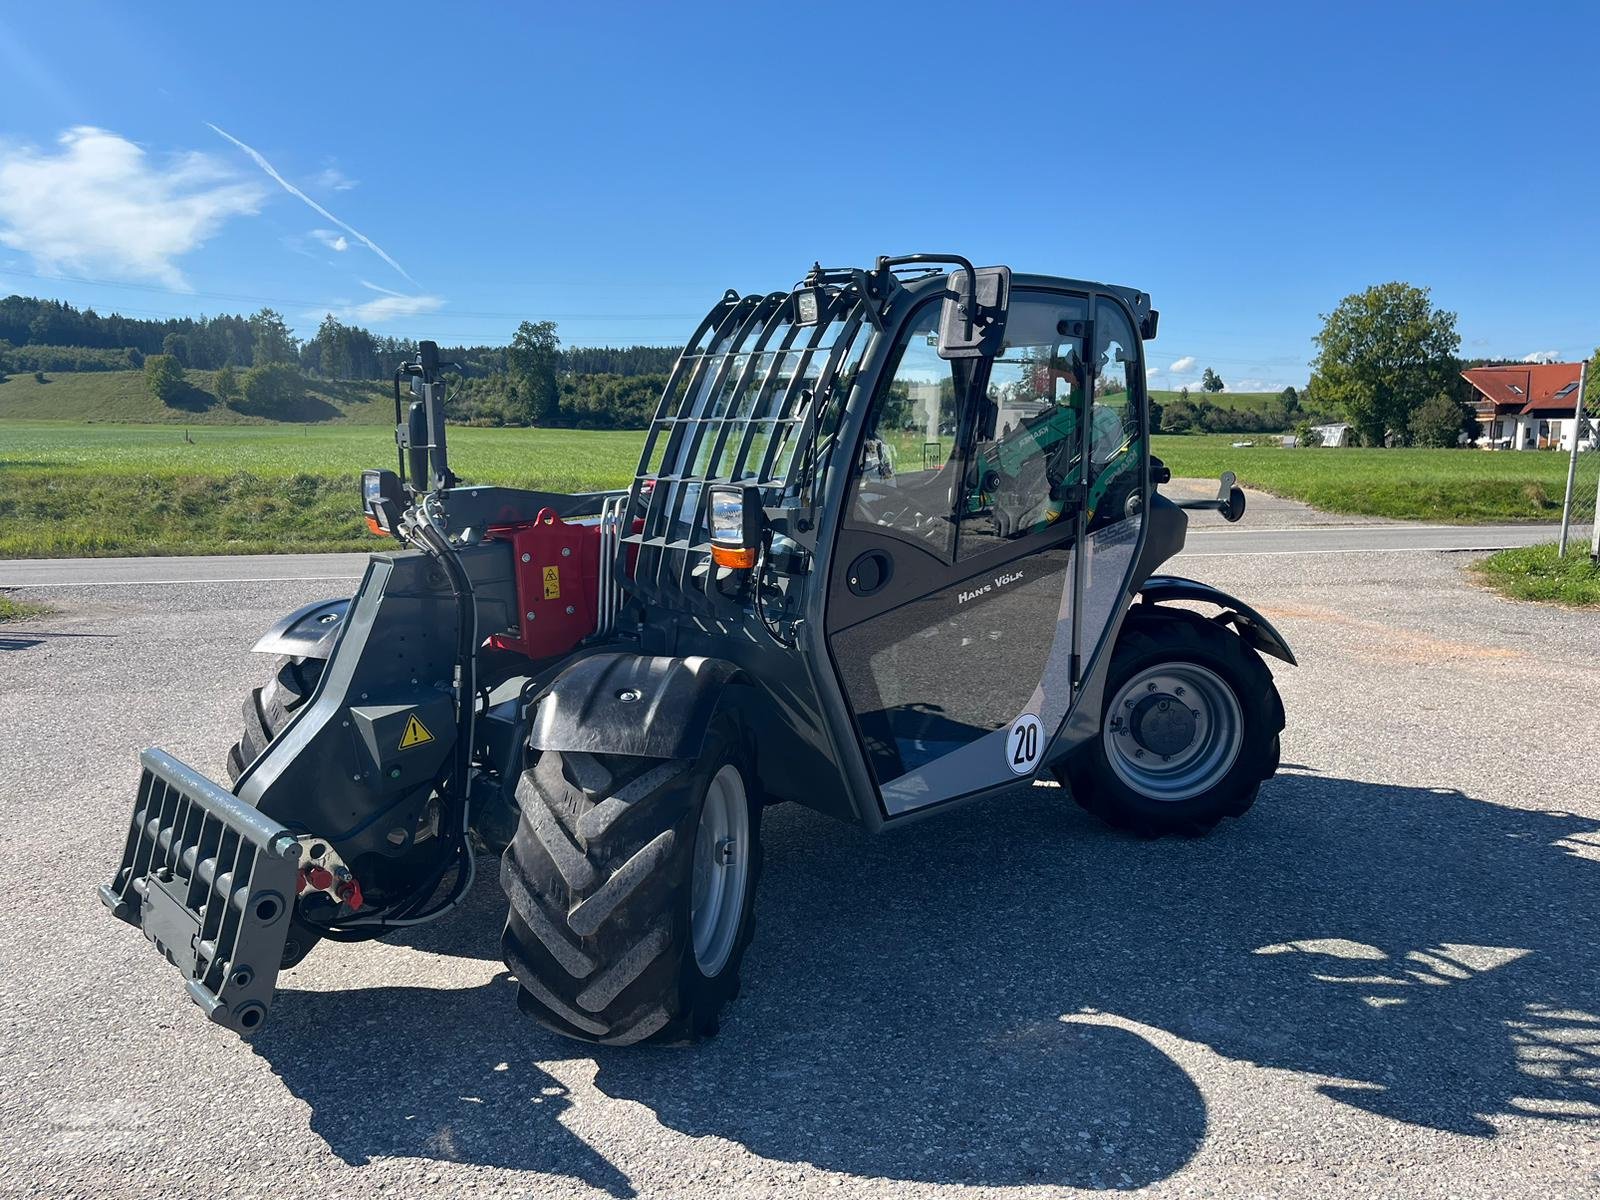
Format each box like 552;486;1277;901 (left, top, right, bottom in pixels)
250;598;350;660
1136;575;1297;666
529;653;743;760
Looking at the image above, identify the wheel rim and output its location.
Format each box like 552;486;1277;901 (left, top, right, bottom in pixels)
1103;662;1243;802
690;764;751;976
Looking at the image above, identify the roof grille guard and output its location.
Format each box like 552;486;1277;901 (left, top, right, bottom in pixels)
619;284;871;610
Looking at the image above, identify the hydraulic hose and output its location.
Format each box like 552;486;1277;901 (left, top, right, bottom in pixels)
324;496;480;932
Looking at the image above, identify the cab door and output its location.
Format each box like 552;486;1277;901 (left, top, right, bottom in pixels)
825;289;1107;817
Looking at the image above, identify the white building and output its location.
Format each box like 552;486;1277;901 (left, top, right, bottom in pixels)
1463;363;1592;451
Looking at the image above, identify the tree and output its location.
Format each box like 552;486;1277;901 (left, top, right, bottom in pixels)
1309;282;1460;447
1292;420;1322;448
507;319;561;425
161;332;191;368
248;308;298;366
235;362;306;417
1280;385;1300;413
214;362;239;402
1585;347;1600;416
1408;391;1468;448
1201;367;1225;393
144;354;187;406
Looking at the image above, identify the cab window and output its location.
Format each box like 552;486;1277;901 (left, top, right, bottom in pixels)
847;302;967;558
955;294;1089;561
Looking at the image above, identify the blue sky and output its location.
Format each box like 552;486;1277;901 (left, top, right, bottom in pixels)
0;1;1595;391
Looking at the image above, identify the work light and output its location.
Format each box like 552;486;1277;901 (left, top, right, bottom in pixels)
793;286;824;327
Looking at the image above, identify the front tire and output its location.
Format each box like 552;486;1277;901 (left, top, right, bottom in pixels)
1059;608;1283;837
226;655;324;783
499;714;761;1045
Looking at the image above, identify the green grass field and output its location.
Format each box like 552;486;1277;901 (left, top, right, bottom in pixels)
0;369;393;425
0;422;647;556
1154;435;1573;522
0;422;1578;557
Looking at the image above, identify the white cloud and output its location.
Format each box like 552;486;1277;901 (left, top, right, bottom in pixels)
1145;364;1162;376
207;123;415;285
1522;350;1559;364
313;165;357;192
348;292;443;324
310;228;349;252
308;282;443;325
1170;355;1197;373
0;126;264;289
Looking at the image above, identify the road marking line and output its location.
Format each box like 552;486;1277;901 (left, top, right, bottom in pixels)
1179;545;1528;557
0;575;360;588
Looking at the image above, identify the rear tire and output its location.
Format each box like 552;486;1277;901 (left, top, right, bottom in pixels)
1059;608;1283;837
225;655;324;783
499;713;761;1045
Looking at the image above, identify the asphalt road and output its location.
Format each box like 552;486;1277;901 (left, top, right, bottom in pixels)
0;521;1566;589
3;548;1598;1198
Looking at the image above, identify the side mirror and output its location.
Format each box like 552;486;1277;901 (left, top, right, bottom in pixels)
362;468;404;535
938;266;1011;359
1221;485;1247;523
707;483;764;569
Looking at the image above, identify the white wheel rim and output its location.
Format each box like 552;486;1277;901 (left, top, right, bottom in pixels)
690;764;751;976
1103;662;1243;802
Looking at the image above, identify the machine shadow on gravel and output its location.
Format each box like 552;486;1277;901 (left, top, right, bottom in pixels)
250;772;1600;1192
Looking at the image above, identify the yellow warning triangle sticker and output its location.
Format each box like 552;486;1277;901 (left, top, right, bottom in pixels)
398;713;434;750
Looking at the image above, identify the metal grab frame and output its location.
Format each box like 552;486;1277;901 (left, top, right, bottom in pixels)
618;283;872;613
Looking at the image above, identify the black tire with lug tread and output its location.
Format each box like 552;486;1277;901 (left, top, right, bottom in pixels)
499;714;761;1046
223;654;326;968
226;655;324;783
1059;607;1284;837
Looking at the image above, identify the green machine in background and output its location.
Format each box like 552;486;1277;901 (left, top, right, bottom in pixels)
968;348;1142;537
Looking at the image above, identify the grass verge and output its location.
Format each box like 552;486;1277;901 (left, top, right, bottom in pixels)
1473;543;1600;607
0;594;53;622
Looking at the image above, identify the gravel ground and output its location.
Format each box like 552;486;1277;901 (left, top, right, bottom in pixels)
2;549;1598;1199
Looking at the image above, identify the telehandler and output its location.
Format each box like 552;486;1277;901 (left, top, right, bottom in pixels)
103;255;1292;1045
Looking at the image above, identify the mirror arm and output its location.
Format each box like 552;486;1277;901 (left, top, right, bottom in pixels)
876;253;982;337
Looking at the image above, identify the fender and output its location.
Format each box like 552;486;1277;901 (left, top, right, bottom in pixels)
529;653;743;760
251;597;351;659
1137;575;1297;666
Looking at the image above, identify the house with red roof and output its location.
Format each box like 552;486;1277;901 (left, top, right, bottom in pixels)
1461;363;1590;451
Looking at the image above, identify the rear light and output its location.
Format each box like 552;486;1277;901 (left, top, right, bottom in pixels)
708;485;762;570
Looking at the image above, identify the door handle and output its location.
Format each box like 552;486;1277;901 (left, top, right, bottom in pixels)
846;550;893;597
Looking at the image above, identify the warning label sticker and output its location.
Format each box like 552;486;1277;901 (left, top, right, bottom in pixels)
398;714;434;750
542;565;561;600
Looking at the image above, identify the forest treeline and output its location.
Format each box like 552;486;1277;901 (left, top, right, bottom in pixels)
0;294;680;381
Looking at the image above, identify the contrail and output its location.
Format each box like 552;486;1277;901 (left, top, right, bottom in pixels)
206;123;417;287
